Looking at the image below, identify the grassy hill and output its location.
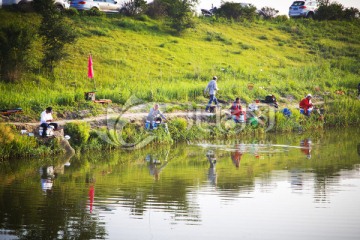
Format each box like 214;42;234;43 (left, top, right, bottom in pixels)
1;10;359;120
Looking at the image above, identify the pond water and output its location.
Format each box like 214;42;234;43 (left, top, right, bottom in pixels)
0;128;360;240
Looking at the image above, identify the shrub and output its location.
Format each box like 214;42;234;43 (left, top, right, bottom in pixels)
217;2;257;21
64;122;91;146
64;8;79;16
0;124;15;144
151;0;198;32
260;7;279;19
121;0;148;16
145;0;168;18
84;8;104;17
168;118;188;141
273;15;288;23
316;3;344;20
0;24;36;82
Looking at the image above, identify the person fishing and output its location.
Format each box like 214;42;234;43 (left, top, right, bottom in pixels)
230;97;244;123
146;104;167;129
40;107;58;137
204;76;219;112
299;94;314;116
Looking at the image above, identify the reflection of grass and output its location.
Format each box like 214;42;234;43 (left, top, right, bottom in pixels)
0;11;359;127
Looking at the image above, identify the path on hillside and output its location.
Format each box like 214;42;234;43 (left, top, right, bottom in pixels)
5;101;325;128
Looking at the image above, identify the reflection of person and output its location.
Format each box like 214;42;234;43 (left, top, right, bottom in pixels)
206;150;217;186
40;166;55;192
300;139;312;159
231;145;243;168
204;76;219;112
146;104;167;129
147;154;168;181
299;94;314;116
40;107;58;137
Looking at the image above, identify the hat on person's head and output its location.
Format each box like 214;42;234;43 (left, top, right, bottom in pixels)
213;76;217;80
306;94;312;98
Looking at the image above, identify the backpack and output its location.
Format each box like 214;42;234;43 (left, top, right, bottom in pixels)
265;95;275;103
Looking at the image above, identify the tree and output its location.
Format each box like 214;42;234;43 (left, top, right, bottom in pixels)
315;2;344;20
217;2;257;21
317;0;331;6
34;0;77;73
154;0;199;32
0;24;36;82
260;7;279;19
343;7;359;20
121;0;148;16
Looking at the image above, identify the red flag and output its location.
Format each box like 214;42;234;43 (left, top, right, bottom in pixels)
88;54;94;79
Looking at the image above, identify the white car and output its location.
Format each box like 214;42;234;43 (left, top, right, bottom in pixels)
1;0;70;11
289;0;318;18
70;0;126;13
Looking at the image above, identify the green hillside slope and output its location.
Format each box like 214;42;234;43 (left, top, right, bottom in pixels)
1;11;359;120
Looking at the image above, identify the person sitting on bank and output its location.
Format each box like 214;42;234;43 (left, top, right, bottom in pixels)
230;98;244;123
261;94;278;108
146;104;167;129
40;107;58;137
299;94;314;116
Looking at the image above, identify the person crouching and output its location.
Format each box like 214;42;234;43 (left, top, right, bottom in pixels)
299;94;314;116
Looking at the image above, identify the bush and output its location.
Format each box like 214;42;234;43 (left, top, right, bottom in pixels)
149;0;198;32
64;122;91;146
84;8;104;17
316;3;344;20
121;0;148;16
145;0;168;18
64;8;79;16
0;24;36;82
260;7;279;19
273;15;288;23
168;118;188;141
217;2;257;21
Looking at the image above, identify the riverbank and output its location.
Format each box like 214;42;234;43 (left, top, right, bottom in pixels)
1;96;359;160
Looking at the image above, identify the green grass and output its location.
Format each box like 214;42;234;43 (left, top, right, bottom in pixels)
0;10;359;126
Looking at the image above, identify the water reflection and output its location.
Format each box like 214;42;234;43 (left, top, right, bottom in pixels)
145;153;168;181
206;150;217;186
300;138;312;159
230;144;244;168
0;129;360;239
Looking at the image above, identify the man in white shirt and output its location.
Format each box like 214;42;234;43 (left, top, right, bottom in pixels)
40;107;58;137
146;104;167;129
204;76;219;112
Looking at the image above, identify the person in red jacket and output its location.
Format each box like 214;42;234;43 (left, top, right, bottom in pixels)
230;97;245;123
299;94;313;116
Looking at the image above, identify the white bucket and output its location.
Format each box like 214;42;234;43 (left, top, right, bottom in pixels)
39;126;54;136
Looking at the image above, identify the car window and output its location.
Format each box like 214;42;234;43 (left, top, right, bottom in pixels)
292;1;305;6
106;0;115;2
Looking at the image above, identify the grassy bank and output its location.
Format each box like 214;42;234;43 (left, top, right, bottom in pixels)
0;10;359;123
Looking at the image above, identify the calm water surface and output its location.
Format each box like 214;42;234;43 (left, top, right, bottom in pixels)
0;129;359;240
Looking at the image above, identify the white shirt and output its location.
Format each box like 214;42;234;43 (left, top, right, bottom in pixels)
205;80;218;95
40;111;53;124
146;108;166;122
